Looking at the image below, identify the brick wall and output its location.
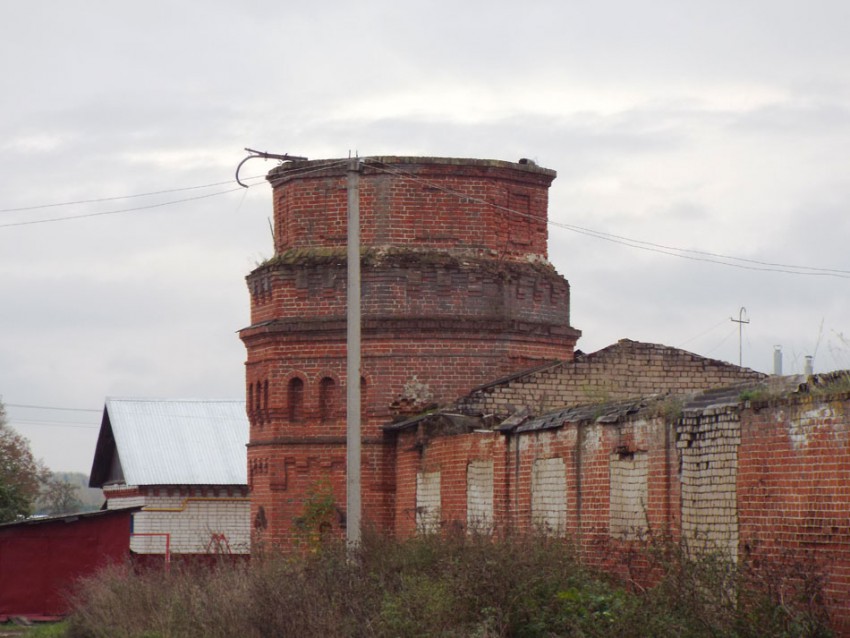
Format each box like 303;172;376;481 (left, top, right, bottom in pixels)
531;457;567;534
243;157;580;545
467;460;495;533
415;471;441;533
738;392;850;634
266;157;555;261
609;451;649;540
105;485;250;555
391;405;677;552
459;339;766;417
678;405;740;560
248;441;389;546
393;383;850;635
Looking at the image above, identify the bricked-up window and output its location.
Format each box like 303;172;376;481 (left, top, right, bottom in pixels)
531;457;567;535
263;380;269;419
319;377;337;422
248;383;255;415
416;471;441;534
467;460;494;533
288;377;304;422
609;451;648;540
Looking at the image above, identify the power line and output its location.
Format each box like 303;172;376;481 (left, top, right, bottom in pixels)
9;419;99;429
0;175;267;215
3;156;846;278
364;159;850;279
5;403;101;412
676;317;731;348
0;160;347;229
0;187;244;229
704;325;739;356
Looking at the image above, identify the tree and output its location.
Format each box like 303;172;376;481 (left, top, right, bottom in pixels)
0;400;50;522
38;476;84;516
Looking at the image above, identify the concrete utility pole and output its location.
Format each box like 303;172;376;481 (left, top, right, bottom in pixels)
731;307;750;367
346;158;362;548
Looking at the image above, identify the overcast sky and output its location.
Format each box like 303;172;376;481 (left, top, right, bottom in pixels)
2;1;849;474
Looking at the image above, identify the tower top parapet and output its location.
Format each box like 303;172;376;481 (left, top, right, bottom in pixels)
266;156;556;261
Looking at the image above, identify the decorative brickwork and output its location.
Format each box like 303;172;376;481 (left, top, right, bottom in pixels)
239;153;850;634
242;157;580;544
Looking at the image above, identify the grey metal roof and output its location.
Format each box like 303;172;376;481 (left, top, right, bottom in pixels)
91;398;248;487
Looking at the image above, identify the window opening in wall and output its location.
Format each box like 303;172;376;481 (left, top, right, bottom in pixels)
319;377;337;422
288;377;304;422
263;380;269;420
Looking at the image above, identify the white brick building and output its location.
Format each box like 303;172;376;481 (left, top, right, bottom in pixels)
89;398;250;560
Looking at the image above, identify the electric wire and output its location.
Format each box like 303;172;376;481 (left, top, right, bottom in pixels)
0;176;264;215
0;159;347;229
0;187;244;229
1;155;845;278
364;159;850;279
4;403;101;412
703;325;739;356
676;317;731;349
9;418;99;429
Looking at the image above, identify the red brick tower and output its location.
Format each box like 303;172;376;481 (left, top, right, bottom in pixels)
240;157;580;544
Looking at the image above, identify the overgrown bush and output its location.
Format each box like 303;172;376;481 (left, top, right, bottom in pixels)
64;531;832;638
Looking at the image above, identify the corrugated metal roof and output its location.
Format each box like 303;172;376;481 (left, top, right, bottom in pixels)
515;397;652;433
103;398;248;486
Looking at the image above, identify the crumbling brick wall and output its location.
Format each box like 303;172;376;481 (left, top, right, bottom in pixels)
459;339;766;417
677;405;741;560
394;387;850;635
243;157;580;545
738;392;850;634
393;428;507;538
392;406;678;554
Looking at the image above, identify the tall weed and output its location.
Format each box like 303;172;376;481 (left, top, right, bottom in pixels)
64;532;832;638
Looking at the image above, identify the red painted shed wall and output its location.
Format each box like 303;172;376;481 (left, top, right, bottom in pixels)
0;510;133;619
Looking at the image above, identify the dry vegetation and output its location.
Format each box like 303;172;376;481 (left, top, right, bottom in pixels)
63;532;832;638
